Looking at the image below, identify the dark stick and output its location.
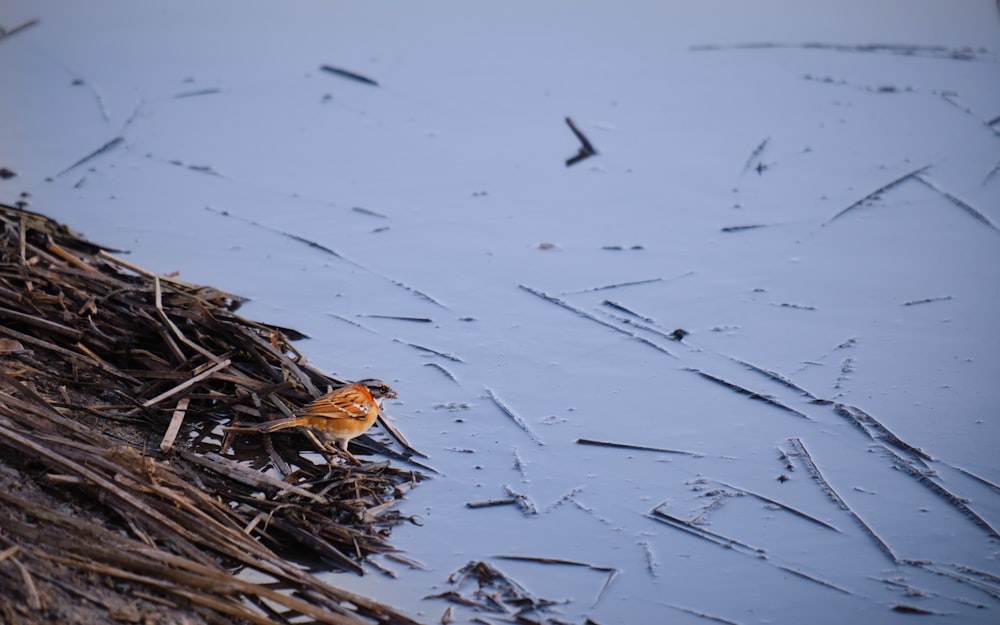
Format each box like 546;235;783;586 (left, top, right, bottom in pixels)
57;136;124;176
742;137;770;172
577;437;698;456
465;498;516;509
573;277;664;293
0;18;39;43
320;65;379;86
564;117;597;166
360;314;433;323
828;164;931;222
601;299;655;322
688;368;811;419
398;339;464;362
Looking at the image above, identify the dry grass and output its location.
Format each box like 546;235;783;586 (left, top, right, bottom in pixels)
0;203;424;625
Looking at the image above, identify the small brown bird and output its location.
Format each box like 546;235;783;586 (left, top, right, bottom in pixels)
227;379;396;463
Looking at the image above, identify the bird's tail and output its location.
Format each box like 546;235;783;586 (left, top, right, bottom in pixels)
224;417;309;434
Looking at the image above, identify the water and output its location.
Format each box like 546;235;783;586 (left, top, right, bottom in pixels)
3;1;999;622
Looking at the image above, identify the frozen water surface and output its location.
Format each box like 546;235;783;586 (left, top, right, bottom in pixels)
3;1;999;623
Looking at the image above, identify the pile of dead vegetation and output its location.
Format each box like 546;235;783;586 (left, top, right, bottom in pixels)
0;203;425;625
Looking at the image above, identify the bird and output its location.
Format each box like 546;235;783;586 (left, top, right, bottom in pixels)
226;378;396;464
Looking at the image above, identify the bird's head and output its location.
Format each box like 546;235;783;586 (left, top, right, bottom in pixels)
358;378;397;402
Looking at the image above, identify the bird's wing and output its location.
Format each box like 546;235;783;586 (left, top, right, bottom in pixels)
301;385;373;421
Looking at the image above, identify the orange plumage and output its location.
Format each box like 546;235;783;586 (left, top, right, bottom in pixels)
227;378;396;463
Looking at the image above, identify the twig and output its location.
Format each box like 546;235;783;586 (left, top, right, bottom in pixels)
503;484;539;516
18;213;26;263
576;437;698;456
75;341;139;383
377;409;429;458
863;442;1000;540
0;18;39;44
56;136;124;177
361;314;433;323
833;404;931;461
422;362;459;382
395;339;464;362
207;206;449;309
828;164;931;222
320;65;379;86
519;284;676;357
712;479;841;532
244;331;321;397
46;240;99;273
140;358;232;409
901;294;953;306
154;276;225;364
494;554;619;606
485;388;543;445
787;438;899;562
159;397;190;452
951;465;1000;495
687;368;811;418
601;299;654;322
731;357;820;400
909;562;1000;600
913;173;1000;233
11;556;42;611
564;117;598;166
983;158;1000;185
599;309;689;343
648;505;763;555
690;41;984;61
663;603;743;625
465;498;516;509
0;546;19;563
95;251;203;292
775;565;852;594
569;276;665;293
742;137;770;173
0;305;83;340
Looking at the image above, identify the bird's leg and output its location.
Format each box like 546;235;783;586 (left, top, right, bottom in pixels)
302;430;338;464
336;440;362;465
312;435;361;465
339;446;362;465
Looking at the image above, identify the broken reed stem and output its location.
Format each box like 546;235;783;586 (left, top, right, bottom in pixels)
140;358;231;409
18;213;27;263
154;275;224;364
160;396;191;452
